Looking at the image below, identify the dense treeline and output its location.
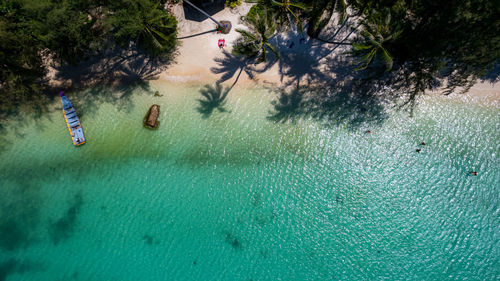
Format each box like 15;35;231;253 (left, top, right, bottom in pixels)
234;0;500;98
0;0;177;115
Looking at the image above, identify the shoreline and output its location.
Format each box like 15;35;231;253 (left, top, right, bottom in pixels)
44;4;499;106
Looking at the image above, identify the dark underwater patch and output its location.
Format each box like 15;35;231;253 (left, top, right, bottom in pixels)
0;259;17;281
224;233;243;251
48;192;84;245
0;259;44;281
142;234;154;245
0;219;32;251
0;181;42;251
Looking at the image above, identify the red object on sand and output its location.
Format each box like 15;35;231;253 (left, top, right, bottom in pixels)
218;39;225;47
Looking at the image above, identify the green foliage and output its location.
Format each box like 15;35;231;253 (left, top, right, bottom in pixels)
107;0;178;57
306;0;346;38
269;0;307;31
226;0;241;9
0;0;178;117
0;1;45;114
356;0;500;95
351;8;402;71
233;5;279;63
39;0;102;65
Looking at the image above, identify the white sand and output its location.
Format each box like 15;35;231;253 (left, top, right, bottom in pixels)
161;4;499;102
45;4;499;102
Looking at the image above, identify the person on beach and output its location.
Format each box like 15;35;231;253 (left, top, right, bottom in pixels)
218;39;225;49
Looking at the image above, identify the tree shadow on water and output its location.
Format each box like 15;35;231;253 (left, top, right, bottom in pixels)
267;88;305;123
197;84;231;118
71;80;151;121
0;259;44;281
268;54;392;130
0;180;43;252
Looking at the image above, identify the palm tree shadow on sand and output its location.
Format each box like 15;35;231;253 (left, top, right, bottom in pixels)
197;84;231;118
210;50;276;88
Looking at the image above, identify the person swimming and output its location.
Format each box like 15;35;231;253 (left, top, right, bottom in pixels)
420;142;426;145
470;171;478;176
416;148;421;153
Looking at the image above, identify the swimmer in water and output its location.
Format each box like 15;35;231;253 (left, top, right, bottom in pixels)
366;130;372;134
420;142;426;145
416;148;421;153
470;171;478;176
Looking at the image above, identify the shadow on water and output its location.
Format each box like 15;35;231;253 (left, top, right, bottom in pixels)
0;180;43;252
48;191;84;245
1;46;161;153
71;80;151;121
0;259;44;281
267;40;393;129
197;84;231;118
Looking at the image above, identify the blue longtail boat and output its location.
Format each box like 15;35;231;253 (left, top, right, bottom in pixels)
60;91;86;146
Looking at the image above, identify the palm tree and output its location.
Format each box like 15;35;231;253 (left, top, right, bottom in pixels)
306;0;346;38
232;6;279;63
108;0;177;56
351;9;401;71
139;7;178;56
269;0;308;31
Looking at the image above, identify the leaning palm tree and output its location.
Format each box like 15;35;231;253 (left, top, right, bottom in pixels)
306;0;346;38
270;0;308;31
247;0;307;31
351;9;402;71
232;6;279;63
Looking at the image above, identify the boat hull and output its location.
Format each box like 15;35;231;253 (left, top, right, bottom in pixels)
60;92;85;146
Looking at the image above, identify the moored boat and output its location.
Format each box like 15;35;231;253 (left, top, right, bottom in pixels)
60;91;86;146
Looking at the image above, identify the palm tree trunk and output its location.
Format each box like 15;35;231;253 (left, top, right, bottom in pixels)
183;0;223;27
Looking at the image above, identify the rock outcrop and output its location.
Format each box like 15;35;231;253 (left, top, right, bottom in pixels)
144;104;160;129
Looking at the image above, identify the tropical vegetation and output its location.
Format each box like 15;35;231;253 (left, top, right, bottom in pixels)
1;0;499;119
0;0;177;116
232;0;500;98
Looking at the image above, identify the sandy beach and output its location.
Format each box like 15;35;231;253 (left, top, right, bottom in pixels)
46;3;500;104
165;4;500;104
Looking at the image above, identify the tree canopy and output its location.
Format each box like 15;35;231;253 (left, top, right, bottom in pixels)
236;0;499;98
0;0;178;117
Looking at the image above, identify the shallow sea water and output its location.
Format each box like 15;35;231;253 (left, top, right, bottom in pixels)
0;81;499;281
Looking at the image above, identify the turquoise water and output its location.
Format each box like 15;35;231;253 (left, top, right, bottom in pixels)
0;82;499;280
